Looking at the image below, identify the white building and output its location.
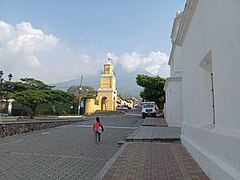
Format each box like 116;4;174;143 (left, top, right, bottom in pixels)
165;0;240;179
164;11;184;127
0;99;14;115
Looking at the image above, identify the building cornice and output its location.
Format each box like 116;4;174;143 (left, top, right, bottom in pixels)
173;71;183;77
168;44;176;65
164;77;182;91
97;88;117;93
168;12;183;65
171;12;183;44
175;0;198;46
101;74;116;80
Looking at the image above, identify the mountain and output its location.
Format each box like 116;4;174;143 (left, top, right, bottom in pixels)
52;65;152;98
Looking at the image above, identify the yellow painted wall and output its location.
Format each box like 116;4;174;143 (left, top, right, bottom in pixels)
95;91;117;111
104;64;114;75
100;76;116;89
85;99;101;115
112;78;116;89
85;99;95;115
100;77;112;89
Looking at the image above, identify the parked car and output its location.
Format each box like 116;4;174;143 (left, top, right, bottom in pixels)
122;105;131;110
141;102;157;119
116;105;129;110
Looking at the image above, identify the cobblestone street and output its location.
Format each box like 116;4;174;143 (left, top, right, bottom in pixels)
0;114;143;180
0;112;209;180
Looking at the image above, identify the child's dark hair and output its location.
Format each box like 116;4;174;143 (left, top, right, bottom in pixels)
96;117;100;122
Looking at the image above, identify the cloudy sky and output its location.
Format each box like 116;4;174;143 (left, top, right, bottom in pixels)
0;0;185;83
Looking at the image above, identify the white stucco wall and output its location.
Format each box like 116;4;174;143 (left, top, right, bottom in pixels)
180;0;240;179
164;77;183;127
165;12;184;128
171;47;184;77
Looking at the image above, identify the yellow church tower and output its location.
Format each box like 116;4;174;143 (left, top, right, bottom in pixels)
95;58;117;111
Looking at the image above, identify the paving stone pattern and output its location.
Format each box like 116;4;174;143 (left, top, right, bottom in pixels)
0;112;209;180
0;120;82;138
0;122;135;180
126;126;181;141
143;117;168;127
103;142;209;180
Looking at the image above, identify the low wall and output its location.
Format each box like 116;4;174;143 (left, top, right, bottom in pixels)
0;120;81;138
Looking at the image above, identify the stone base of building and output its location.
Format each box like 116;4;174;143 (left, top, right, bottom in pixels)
165;118;181;127
181;123;240;180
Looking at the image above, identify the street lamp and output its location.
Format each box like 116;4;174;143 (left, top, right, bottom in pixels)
77;87;82;115
0;71;3;87
0;71;3;80
8;73;13;81
77;88;88;115
5;73;13;115
0;71;4;114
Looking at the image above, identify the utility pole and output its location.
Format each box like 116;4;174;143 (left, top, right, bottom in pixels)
78;75;83;115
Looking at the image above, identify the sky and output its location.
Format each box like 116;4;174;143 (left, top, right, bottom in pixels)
0;0;185;83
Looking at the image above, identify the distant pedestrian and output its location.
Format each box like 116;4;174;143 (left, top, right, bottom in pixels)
93;117;104;144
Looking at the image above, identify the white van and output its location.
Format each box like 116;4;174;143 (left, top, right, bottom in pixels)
141;102;157;119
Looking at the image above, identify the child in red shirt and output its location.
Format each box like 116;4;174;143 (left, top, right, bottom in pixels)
93;117;104;143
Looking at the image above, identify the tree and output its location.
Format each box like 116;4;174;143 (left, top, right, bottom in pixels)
11;78;53;94
12;78;75;118
14;89;50;118
37;90;75;116
67;85;95;94
136;74;165;109
18;78;53;90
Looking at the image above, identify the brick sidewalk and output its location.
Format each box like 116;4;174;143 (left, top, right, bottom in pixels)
102;142;209;180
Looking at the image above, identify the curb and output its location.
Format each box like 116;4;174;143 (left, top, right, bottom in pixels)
125;138;180;143
93;142;129;180
142;124;168;127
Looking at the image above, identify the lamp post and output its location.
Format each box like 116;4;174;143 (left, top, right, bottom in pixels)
77;75;83;115
5;73;13;115
0;71;3;83
77;87;82;115
0;71;3;114
8;73;13;81
77;88;88;115
0;71;3;91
